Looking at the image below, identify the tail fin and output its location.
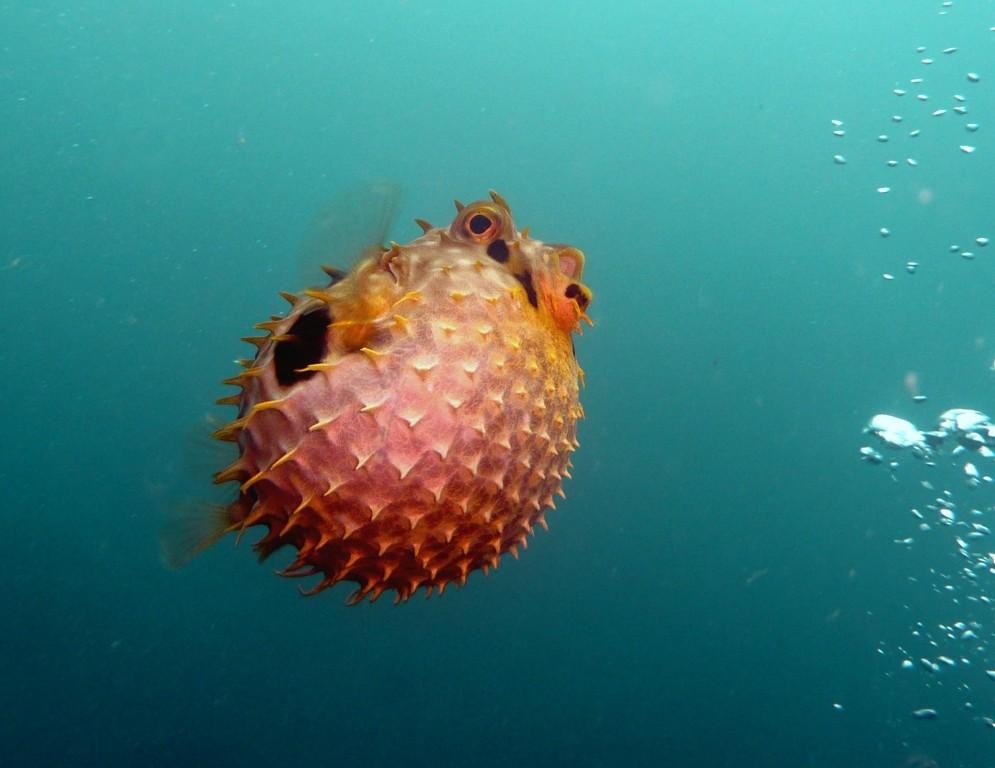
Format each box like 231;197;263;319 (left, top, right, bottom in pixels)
159;502;231;569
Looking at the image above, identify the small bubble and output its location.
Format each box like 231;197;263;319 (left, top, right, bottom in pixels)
960;145;976;153
833;154;847;164
967;72;980;82
880;227;891;237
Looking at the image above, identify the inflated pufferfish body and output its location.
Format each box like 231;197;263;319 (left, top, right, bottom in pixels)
191;191;592;604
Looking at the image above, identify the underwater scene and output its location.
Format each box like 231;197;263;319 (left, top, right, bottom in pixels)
4;1;995;766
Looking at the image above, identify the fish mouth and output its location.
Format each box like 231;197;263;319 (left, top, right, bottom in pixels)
544;246;593;331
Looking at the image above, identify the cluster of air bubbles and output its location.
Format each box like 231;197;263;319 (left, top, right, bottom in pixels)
836;3;995;730
862;408;995;475
947;236;990;261
861;399;995;729
829;4;990;281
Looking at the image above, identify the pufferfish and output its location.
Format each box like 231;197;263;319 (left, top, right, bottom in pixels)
166;191;593;604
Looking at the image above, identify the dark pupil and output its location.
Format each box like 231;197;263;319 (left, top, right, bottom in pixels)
468;214;492;235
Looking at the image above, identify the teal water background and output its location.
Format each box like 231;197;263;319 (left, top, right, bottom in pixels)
4;1;995;765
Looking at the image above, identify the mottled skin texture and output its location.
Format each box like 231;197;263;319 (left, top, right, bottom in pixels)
214;192;592;603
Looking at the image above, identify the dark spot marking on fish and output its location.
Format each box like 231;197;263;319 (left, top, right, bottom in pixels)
486;239;509;263
565;282;589;310
469;213;492;236
514;271;538;309
274;307;330;386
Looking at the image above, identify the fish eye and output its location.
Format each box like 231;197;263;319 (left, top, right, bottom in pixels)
463;209;501;243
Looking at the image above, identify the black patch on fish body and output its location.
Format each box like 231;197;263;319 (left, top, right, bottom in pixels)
486;239;509;263
514;271;538;309
565;282;589;310
274;307;330;386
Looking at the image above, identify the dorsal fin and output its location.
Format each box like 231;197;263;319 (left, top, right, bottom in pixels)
296;181;400;289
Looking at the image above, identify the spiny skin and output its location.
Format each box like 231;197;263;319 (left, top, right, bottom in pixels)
214;192;592;603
